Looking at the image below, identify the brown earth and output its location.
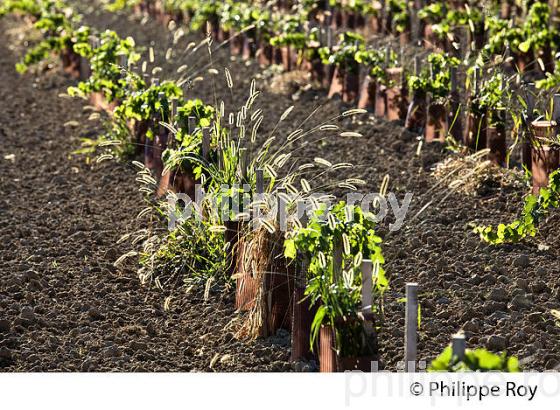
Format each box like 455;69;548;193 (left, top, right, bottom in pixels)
1;3;560;372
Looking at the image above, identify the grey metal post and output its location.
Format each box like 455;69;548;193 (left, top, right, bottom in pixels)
405;282;419;372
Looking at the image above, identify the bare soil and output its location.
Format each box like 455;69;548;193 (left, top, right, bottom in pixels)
1;3;560;372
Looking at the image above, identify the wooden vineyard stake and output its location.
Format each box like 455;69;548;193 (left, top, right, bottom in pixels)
553;93;560;121
448;67;463;143
522;84;536;171
405;282;418;372
170;98;178;120
332;235;343;282
118;54;128;69
201;127;210;159
405;56;426;132
255;168;264;196
238;147;248;181
291;200;315;362
156;103;174;197
530;93;560;194
187;116;196;135
425;96;448;142
319;235;343;372
465;67;486;150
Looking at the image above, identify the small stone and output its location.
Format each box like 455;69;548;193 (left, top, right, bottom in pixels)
516;278;529;290
509;294;532;310
513;254;530;268
527;312;543;324
489;311;508;322
482;274;497;285
469;274;483;285
436;310;451;319
103;346;120;358
146;323;157;336
487;287;508;302
483;301;506;314
20;306;35;322
536;267;547;276
497;275;512;284
87;307;104;321
0;319;10;333
0;346;12;360
23;270;39;282
80;360;93;372
463;320;480;333
28;280;43;291
510;330;527;344
487;335;508;351
294;361;305;372
530;280;548;294
130;340;147;351
546;358;560;370
219;354;233;364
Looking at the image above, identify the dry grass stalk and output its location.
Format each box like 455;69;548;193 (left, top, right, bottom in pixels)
235;224;286;340
432;149;523;196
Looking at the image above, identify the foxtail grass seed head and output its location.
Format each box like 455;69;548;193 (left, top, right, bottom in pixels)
251;117;263;143
250;79;256;96
318;251;327;269
287;129;303;141
342;108;367;116
96;154;114;163
346;178;366;185
327;213;336;230
177;64;188;73
280;105;294;121
314;157;332;168
332;162;353;170
264;164;277;178
132;161;146;170
342;233;351;255
173;29;184;44
99;140;122;147
344;205;353;223
136;207;152;220
164;296;172;311
353;252;363;268
340;131;363;137
298;163;315;171
225;68;233;88
251;110;263;124
261;219;276;234
338;183;357;190
319;124;338;131
380;174;390;197
64;120;80;127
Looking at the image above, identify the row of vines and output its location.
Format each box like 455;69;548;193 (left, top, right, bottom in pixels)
4;0;558;371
